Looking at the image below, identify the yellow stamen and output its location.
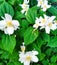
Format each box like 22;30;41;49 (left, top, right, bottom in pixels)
26;56;31;61
40;1;43;5
48;23;52;27
42;19;46;23
6;21;13;27
23;3;27;9
44;5;47;9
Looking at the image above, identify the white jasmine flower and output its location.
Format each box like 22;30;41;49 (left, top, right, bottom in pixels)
19;0;29;14
33;15;56;34
33;15;48;30
39;14;49;28
44;16;56;34
0;14;20;35
19;42;39;65
19;51;39;65
41;0;51;11
37;0;51;11
40;15;56;34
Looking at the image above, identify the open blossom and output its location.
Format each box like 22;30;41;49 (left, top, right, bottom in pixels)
40;15;56;34
19;42;39;65
19;0;29;14
41;0;51;11
33;15;48;30
0;14;20;35
37;0;51;11
33;15;56;34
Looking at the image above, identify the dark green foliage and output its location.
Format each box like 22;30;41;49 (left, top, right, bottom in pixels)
0;0;57;65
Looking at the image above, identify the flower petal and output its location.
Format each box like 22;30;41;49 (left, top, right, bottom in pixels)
24;61;30;65
4;27;14;35
49;16;56;22
32;51;38;55
0;20;6;30
5;14;12;21
12;20;20;30
45;26;50;34
51;24;56;30
31;56;39;62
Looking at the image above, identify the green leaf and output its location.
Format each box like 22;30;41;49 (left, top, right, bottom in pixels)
24;27;39;45
49;63;57;65
51;0;57;2
0;63;3;65
51;29;57;35
9;50;19;61
0;0;4;4
8;0;16;5
41;32;50;42
45;48;52;57
1;52;9;59
1;34;16;53
50;55;57;63
0;1;14;17
21;20;29;28
47;36;57;47
48;6;57;18
7;61;22;65
26;6;37;24
7;62;14;65
29;0;37;7
15;11;25;19
38;53;45;61
42;59;49;65
13;61;22;65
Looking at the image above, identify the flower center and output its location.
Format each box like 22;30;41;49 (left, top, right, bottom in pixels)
48;23;52;27
44;5;47;9
26;56;31;61
6;21;13;27
23;3;27;9
40;1;43;5
42;19;46;23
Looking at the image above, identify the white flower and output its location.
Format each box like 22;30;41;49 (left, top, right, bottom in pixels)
33;15;48;29
37;0;51;11
39;14;49;28
19;51;39;65
0;14;20;35
44;16;56;34
41;0;51;11
19;42;39;65
19;0;29;14
40;15;56;34
33;15;56;34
